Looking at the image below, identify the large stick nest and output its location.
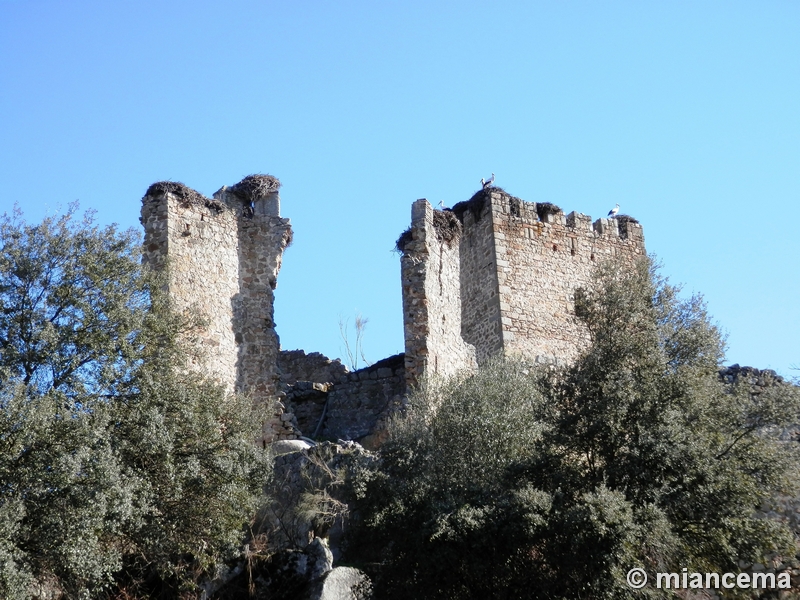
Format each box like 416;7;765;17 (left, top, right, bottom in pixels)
144;181;211;206
451;186;505;223
432;209;461;245
229;174;281;201
395;207;462;254
615;214;640;225
535;202;563;221
395;228;413;254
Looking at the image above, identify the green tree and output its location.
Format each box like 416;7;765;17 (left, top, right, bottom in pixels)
349;257;800;600
0;206;270;599
347;358;550;599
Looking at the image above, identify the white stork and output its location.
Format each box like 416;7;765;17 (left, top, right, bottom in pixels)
437;200;448;210
607;203;620;218
481;173;495;189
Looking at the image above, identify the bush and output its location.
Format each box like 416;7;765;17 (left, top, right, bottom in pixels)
348;257;800;599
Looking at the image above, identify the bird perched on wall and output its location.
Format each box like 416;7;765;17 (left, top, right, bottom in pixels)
481;173;495;189
437;200;448;210
607;203;620;218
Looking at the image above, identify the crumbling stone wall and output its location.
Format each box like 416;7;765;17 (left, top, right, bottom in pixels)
141;187;240;386
141;177;295;443
320;354;406;448
278;350;349;387
401;200;478;386
399;188;646;386
281;353;406;449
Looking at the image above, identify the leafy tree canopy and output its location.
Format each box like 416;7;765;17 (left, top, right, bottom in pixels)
0;205;271;599
349;257;800;600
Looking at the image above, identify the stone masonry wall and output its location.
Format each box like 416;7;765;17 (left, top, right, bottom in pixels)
399;188;646;386
401;200;478;387
141;179;295;444
141;191;240;386
278;350;350;440
225;188;294;443
456;196;505;364
278;350;349;387
493;193;646;365
320;354;406;449
281;352;406;450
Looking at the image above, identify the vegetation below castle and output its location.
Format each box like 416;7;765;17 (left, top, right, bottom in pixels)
345;259;800;599
1;208;798;599
0;207;271;599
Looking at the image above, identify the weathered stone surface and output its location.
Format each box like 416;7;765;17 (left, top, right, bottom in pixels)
141;177;296;444
320;354;406;446
305;567;373;600
279;350;349;386
281;353;406;446
271;439;314;456
306;538;334;581
261;441;376;559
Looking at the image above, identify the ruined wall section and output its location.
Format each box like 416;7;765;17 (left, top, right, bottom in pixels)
281;352;405;450
216;187;293;443
401;199;477;388
141;179;296;443
321;354;406;449
456;196;504;364
399;188;647;383
141;190;240;387
278;350;349;387
491;193;646;365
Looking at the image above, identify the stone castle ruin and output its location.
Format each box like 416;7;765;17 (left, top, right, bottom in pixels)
141;176;800;594
140;175;645;447
398;188;645;386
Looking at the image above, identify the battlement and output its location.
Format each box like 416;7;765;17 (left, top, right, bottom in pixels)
400;187;646;387
443;187;643;242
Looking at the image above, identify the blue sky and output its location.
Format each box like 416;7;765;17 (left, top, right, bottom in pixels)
1;1;798;376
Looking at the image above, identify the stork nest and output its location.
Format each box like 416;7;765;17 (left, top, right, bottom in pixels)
451;186;505;223
143;182;223;210
228;174;281;201
395;208;462;254
615;214;639;225
432;209;461;246
535;202;562;221
395;227;413;254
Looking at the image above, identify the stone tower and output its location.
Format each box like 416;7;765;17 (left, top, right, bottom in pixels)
140;175;295;444
399;187;646;386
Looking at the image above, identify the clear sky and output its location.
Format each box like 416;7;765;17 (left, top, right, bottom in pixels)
1;1;798;377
